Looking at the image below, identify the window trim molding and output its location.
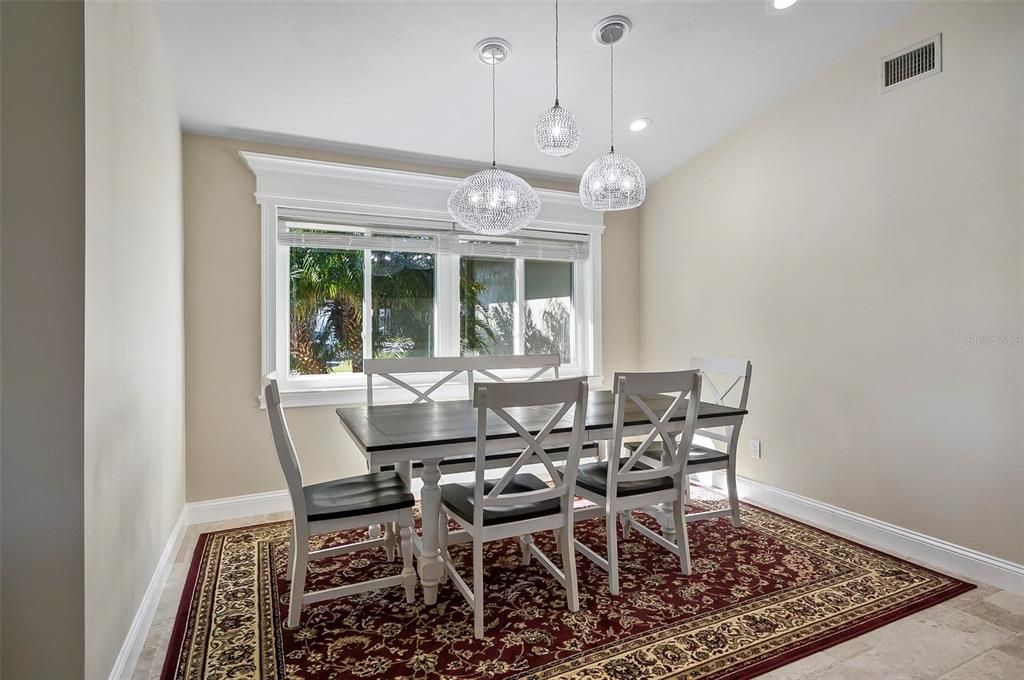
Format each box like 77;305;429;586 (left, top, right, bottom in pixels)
241;151;606;408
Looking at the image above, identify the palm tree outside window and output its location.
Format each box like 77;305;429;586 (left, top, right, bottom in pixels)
289;247;575;377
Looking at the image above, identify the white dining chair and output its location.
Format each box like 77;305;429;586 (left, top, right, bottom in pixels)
264;375;417;629
573;370;702;595
438;377;589;639
623;357;751;526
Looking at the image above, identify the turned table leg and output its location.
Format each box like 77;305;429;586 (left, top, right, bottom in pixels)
417;459;444;605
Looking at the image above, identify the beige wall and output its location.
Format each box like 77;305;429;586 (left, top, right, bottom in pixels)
1;1;86;677
84;1;185;676
184;133;641;501
603;208;642;378
641;2;1024;563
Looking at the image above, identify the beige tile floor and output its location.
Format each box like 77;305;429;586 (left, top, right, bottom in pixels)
133;512;1024;680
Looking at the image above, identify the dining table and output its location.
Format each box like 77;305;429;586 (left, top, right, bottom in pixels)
337;389;747;605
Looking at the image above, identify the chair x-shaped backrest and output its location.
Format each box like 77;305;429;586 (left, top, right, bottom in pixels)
471;378;589;525
608;370;703;491
689;358;750;447
363;355;561;406
690;357;751;410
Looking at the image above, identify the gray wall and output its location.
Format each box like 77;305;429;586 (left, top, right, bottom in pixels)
1;1;86;677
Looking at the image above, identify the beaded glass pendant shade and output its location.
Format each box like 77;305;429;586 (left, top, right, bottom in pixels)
579;151;646;211
449;41;540;235
447;167;541;236
535;104;581;157
534;0;580;157
580;24;646;211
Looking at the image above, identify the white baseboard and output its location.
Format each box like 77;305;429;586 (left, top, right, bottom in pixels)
108;508;187;680
185;488;291;525
728;476;1024;595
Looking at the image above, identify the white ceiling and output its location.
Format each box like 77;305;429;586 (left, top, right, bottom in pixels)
154;0;913;182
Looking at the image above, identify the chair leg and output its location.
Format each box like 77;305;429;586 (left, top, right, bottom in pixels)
560;525;579;612
284;528;295;581
606;512;620;596
438;511;449;585
552;529;561;552
672;500;692;576
726;458;741;527
400;525;416;603
518;534;534;566
287;532;309;629
384;522;396;562
619;510;632;538
472;539;485;639
368;461;383;553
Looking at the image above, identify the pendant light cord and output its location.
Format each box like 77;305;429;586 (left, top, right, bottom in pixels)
491;57;497;167
610;40;615;153
554;0;559;105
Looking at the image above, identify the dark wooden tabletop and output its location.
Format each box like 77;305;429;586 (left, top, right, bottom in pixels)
337;389;746;452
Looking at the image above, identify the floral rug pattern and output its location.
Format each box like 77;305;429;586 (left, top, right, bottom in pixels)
162;495;971;679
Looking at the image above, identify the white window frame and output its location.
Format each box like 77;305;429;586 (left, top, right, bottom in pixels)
242;152;606;407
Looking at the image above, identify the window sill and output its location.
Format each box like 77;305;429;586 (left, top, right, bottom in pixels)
259;371;602;409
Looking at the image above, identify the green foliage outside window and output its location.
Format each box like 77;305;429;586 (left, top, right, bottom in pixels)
289;249;572;376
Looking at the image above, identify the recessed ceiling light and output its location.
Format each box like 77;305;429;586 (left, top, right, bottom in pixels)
772;0;800;9
629;118;652;132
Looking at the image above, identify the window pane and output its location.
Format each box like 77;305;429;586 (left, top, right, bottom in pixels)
371;251;435;359
460;257;515;356
289;247;365;375
524;260;573;364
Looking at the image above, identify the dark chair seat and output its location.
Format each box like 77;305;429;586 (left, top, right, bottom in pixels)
440;473;561;526
380;442;598;472
688;445;730;465
623;441;729;466
304;470;414;522
574;460;675;497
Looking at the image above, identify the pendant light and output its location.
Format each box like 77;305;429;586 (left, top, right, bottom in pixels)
534;0;580;156
580;17;646;211
449;39;541;235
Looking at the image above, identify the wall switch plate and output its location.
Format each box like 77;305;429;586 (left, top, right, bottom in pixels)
751;440;762;459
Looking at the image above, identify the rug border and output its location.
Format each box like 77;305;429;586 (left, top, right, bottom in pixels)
159;531;212;680
706;577;973;680
666;498;976;679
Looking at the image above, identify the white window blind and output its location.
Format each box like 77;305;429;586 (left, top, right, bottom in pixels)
277;209;590;262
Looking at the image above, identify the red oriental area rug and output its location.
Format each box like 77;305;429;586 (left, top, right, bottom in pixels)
161;494;971;679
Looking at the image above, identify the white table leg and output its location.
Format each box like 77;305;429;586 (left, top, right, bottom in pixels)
418;459;444;605
596;439;608;462
396;461;412;488
392;461;414;561
368;459;381;545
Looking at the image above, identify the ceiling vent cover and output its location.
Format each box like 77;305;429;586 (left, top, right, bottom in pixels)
882;34;942;91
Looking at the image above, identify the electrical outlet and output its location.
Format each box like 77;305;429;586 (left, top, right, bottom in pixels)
751;440;762;459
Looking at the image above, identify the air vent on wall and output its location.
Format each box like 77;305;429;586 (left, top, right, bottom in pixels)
882;34;942;91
